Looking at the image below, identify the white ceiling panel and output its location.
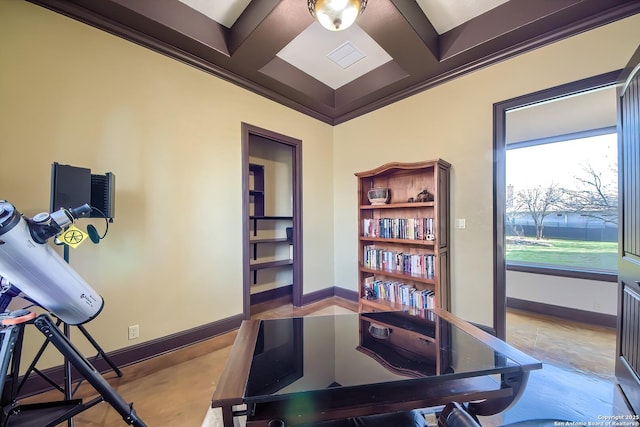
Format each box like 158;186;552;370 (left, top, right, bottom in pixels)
277;22;392;90
417;0;510;34
177;0;251;28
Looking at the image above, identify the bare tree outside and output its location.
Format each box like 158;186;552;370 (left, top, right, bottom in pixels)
512;183;565;240
562;161;618;225
505;133;618;272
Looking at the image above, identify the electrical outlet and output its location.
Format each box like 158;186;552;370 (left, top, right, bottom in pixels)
128;324;139;340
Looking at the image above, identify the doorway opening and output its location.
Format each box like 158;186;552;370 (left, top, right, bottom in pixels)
241;123;302;320
493;72;620;381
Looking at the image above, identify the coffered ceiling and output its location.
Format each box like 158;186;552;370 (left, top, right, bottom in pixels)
29;0;640;124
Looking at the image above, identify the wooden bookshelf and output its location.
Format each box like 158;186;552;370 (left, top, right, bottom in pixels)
249;163;293;286
355;160;451;312
249;163;265;217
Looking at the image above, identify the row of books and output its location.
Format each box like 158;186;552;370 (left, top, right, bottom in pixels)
363;245;435;278
363;277;436;310
362;217;435;240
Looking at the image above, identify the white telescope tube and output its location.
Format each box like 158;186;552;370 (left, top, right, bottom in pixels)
0;201;103;325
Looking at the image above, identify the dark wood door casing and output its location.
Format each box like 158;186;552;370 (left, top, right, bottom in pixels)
241;123;303;319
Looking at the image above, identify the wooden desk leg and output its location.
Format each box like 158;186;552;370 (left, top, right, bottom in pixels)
220;405;235;427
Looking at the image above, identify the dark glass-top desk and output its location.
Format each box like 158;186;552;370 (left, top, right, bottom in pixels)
211;308;541;427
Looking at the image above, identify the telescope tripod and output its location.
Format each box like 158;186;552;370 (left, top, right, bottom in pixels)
0;311;146;427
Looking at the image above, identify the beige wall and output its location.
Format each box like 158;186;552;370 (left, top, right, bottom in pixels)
332;14;640;326
0;0;333;366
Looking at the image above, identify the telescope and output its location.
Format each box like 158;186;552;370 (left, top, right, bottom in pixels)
0;200;146;427
0;200;103;325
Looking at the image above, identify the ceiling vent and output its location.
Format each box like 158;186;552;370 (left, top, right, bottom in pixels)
327;41;365;69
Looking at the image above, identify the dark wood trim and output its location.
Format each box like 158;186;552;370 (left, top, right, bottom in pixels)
388;0;439;59
440;0;584;60
18;313;243;398
249;376;512;424
110;0;230;55
299;286;358;305
334;286;359;302
241;123;303;318
507;262;618;282
335;61;410;109
211;319;261;408
291;131;303;307
470;322;497;336
493;70;620;341
227;0;280;55
250;285;293;305
493;98;508;341
301;287;335;306
258;57;336;108
507;297;617;328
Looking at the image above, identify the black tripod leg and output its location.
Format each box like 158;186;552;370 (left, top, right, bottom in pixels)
63;322;74;427
32;315;146;427
16;318;65;395
76;324;123;377
0;325;22;413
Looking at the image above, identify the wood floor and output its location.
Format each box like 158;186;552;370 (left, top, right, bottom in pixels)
18;298;632;426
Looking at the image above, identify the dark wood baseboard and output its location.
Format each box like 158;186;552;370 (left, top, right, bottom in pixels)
507;297;616;328
301;286;335;305
334;286;358;302
301;286;359;305
250;284;293;305
18;313;243;398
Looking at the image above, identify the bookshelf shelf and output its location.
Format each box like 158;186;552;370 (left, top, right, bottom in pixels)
250;259;293;271
358;201;435;210
359;237;436;247
250;216;294;220
355;160;451;312
357;297;421;314
359;266;436;285
250;238;289;244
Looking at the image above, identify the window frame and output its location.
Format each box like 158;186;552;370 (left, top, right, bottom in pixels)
505;126;618;282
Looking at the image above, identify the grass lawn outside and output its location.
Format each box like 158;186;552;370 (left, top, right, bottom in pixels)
506;237;618;271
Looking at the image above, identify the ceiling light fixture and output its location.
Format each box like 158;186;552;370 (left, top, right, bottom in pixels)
308;0;367;32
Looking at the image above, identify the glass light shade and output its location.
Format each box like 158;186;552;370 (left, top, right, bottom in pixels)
309;0;366;32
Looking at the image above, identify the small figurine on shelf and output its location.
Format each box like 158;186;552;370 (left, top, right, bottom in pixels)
415;189;433;202
364;287;376;300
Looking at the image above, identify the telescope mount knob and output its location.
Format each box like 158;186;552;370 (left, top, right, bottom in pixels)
32;212;51;224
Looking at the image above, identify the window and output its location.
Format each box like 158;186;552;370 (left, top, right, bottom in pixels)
505;129;618;275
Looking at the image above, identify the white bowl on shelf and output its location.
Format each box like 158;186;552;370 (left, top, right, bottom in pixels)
367;187;390;205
